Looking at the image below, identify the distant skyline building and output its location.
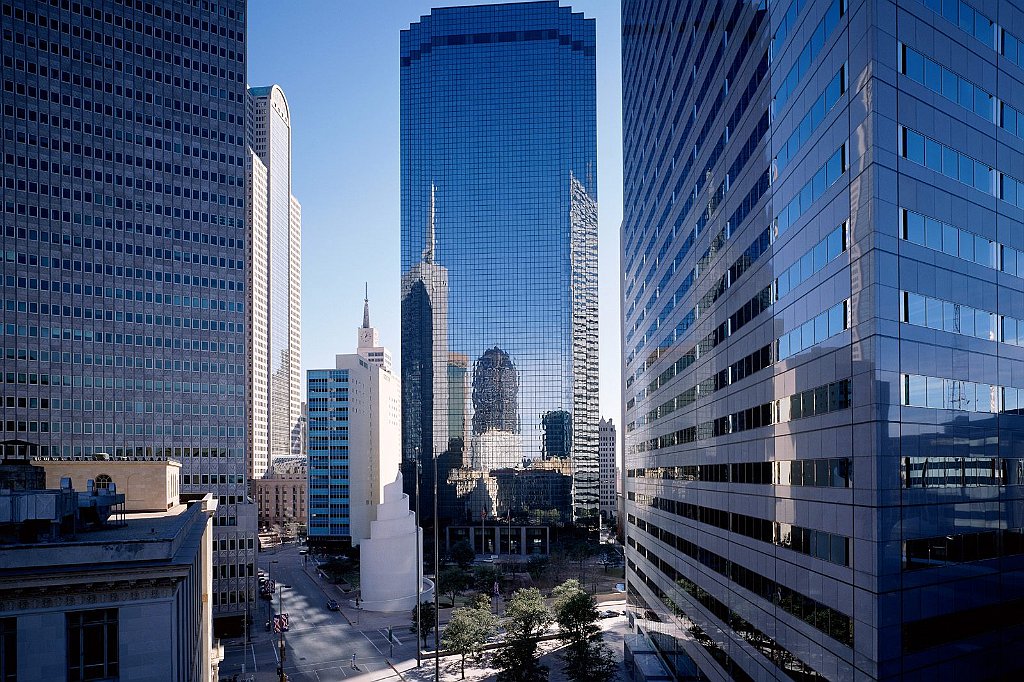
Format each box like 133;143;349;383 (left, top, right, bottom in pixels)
0;0;255;631
307;302;400;547
400;1;599;529
598;417;615;520
246;83;302;482
255;456;307;534
621;1;1024;679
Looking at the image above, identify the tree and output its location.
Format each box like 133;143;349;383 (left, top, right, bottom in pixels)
552;580;617;682
438;565;472;607
472;563;502;595
493;587;552;682
562;641;618;682
450;539;476;569
410;601;437;647
441;603;498;679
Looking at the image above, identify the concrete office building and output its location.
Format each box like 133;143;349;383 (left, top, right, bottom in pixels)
598;417;616;521
246;83;302;481
0;456;219;681
0;0;256;632
400;1;599;531
621;1;1024;679
307;301;400;547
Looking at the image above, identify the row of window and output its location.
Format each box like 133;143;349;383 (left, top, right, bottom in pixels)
0;369;243;395
774;144;847;238
629;518;854;646
899;43;995;122
901;456;1022;488
629;379;851;454
900;125;1024;212
631;489;850;566
3;204;244;254
638;299;848;429
1;395;240;415
900;290;1006;341
9;0;246;47
901;373;1019;413
2;325;244;354
775;65;847;175
625;36;769;316
0;420;245;437
629;220;847;405
905;528;1024;570
628;457;853;488
773;0;846;113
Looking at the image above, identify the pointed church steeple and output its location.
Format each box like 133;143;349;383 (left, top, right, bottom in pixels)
362;282;371;329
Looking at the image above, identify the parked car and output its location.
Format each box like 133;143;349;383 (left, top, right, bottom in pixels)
326;599;340;611
598;609;620;619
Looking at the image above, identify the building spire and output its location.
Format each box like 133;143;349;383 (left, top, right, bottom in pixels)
422;183;436;264
362;282;370;329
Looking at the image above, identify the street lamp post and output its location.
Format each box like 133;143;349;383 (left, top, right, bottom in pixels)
277;585;287;682
414;457;422;668
433;452;440;682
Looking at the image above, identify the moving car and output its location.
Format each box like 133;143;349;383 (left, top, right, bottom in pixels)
326;599;340;611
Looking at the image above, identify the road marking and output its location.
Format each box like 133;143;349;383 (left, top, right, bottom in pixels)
361;629;385;656
378;628;402;645
250;643;258;672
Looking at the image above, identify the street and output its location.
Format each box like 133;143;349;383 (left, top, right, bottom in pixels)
219;543;418;681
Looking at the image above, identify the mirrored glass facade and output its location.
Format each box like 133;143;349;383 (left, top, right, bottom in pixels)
400;1;598;528
0;0;255;626
622;0;1024;679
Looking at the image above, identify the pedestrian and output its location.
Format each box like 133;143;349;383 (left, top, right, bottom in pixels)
351;652;357;670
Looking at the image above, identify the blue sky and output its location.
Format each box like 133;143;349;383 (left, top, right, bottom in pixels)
247;0;624;424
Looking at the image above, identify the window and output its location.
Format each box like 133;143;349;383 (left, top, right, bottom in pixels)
67;609;118;681
94;474;113;490
0;618;14;682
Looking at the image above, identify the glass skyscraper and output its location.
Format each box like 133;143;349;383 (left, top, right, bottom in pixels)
622;0;1024;679
0;0;255;630
400;1;599;531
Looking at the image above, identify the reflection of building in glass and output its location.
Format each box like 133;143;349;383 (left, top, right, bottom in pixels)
472;347;520;435
541;410;572;459
622;1;1024;679
400;2;597;528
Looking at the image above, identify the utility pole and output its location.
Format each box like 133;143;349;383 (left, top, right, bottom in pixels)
433;452;440;682
415;456;422;667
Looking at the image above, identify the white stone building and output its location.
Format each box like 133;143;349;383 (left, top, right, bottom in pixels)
0;459;219;681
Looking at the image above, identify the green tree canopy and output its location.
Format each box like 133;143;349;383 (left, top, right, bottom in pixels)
493;587;552;682
410;600;437;646
449;539;476;569
441;603;498;679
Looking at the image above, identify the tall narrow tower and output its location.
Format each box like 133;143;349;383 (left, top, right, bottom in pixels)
247;84;302;481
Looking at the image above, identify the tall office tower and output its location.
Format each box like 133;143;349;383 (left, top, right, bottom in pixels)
246;83;301;481
598;417;615;521
307;302;400;548
400;1;599;532
0;0;255;632
621;1;1024;679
